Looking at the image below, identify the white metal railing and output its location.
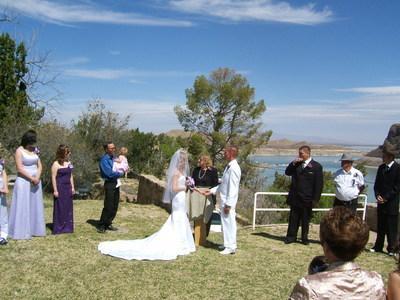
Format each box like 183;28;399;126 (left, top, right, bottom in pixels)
252;192;368;230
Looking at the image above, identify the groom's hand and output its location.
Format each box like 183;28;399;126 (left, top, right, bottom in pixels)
223;205;231;215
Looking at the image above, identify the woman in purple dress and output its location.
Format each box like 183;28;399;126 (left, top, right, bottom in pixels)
9;130;46;240
51;145;75;234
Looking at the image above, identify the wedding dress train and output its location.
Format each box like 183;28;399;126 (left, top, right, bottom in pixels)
98;176;195;260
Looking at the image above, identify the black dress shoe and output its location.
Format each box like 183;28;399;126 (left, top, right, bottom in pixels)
302;240;310;245
0;237;8;245
106;225;118;231
97;226;106;233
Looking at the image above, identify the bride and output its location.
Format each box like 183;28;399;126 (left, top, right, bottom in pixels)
98;149;196;260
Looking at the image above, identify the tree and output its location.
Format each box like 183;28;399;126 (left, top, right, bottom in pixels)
68;100;131;186
0;33;44;150
174;68;271;167
72;100;131;159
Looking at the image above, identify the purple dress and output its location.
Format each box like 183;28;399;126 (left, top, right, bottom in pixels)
52;166;74;234
9;149;46;239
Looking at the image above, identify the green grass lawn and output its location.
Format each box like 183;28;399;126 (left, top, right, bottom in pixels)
0;197;396;299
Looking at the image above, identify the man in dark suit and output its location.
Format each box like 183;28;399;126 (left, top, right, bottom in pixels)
285;145;323;245
370;146;400;255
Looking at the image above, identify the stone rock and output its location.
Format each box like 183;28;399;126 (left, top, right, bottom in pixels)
137;174;166;205
366;123;400;158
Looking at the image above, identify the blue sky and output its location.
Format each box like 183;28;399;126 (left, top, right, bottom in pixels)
1;0;399;145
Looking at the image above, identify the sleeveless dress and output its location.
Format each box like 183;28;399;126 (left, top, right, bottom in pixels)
98;176;195;260
0;163;8;239
53;166;74;234
9;149;46;240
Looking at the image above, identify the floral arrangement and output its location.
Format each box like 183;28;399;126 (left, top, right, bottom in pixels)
34;146;40;156
68;162;74;169
185;176;195;190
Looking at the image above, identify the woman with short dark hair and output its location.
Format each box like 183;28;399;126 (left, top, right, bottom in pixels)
289;207;385;299
9;130;46;240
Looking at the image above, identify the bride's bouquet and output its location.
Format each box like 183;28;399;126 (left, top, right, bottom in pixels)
185;176;195;190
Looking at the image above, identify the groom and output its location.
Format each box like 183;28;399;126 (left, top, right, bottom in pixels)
206;146;241;255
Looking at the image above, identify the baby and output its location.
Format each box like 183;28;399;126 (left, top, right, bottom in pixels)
113;147;130;188
0;158;9;245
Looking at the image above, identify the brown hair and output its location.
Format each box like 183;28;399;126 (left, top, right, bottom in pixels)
199;155;213;168
320;206;369;261
299;145;311;153
119;147;128;156
56;144;70;164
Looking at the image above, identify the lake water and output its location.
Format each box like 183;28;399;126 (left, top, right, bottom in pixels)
251;155;378;203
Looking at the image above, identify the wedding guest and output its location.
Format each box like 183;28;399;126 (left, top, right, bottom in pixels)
333;153;365;214
387;256;400;300
206;146;241;255
51;145;75;234
192;155;219;236
97;142;124;233
289;206;386;299
9;130;46;240
113;146;129;188
0;158;9;245
370;145;400;256
285;145;323;245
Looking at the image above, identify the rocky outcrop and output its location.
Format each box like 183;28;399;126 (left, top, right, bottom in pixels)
366;123;400;158
136;174;169;210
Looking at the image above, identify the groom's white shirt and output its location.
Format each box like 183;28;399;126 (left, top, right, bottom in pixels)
210;159;241;207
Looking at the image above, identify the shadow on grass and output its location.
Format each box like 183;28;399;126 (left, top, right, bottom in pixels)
46;223;53;231
252;232;320;245
86;219;101;228
202;240;222;251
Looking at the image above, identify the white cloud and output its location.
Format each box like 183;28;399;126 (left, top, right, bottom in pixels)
59;98;181;133
263;94;400;144
336;86;400;96
0;0;192;27
64;68;131;80
63;68;199;79
52;56;90;66
128;79;145;84
109;50;121;56
168;0;333;25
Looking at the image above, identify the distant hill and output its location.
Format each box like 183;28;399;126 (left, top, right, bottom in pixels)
256;139;365;156
164;129;191;138
162;131;365;156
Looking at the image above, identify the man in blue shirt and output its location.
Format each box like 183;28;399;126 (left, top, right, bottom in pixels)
97;142;123;233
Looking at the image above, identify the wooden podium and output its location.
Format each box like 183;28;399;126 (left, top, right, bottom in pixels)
186;189;213;246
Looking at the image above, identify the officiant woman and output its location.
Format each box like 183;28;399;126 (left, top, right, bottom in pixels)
191;155;219;236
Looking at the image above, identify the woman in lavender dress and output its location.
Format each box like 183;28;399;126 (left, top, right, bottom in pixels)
9;130;46;240
51;145;75;234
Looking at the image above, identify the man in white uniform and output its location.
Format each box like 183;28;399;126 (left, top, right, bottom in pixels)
333;153;365;214
207;146;241;255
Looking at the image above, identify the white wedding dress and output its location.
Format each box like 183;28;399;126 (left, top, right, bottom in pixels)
98;176;195;260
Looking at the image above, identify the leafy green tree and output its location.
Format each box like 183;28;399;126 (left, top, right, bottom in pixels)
72;100;130;159
174;68;271;168
0;33;44;150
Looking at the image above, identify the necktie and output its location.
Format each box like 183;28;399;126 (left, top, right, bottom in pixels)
224;164;230;174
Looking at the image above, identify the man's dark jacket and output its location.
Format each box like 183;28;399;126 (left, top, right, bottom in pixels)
374;161;400;215
285;159;323;207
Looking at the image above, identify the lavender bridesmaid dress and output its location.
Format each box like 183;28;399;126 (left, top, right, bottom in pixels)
9;149;46;239
52;166;74;234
